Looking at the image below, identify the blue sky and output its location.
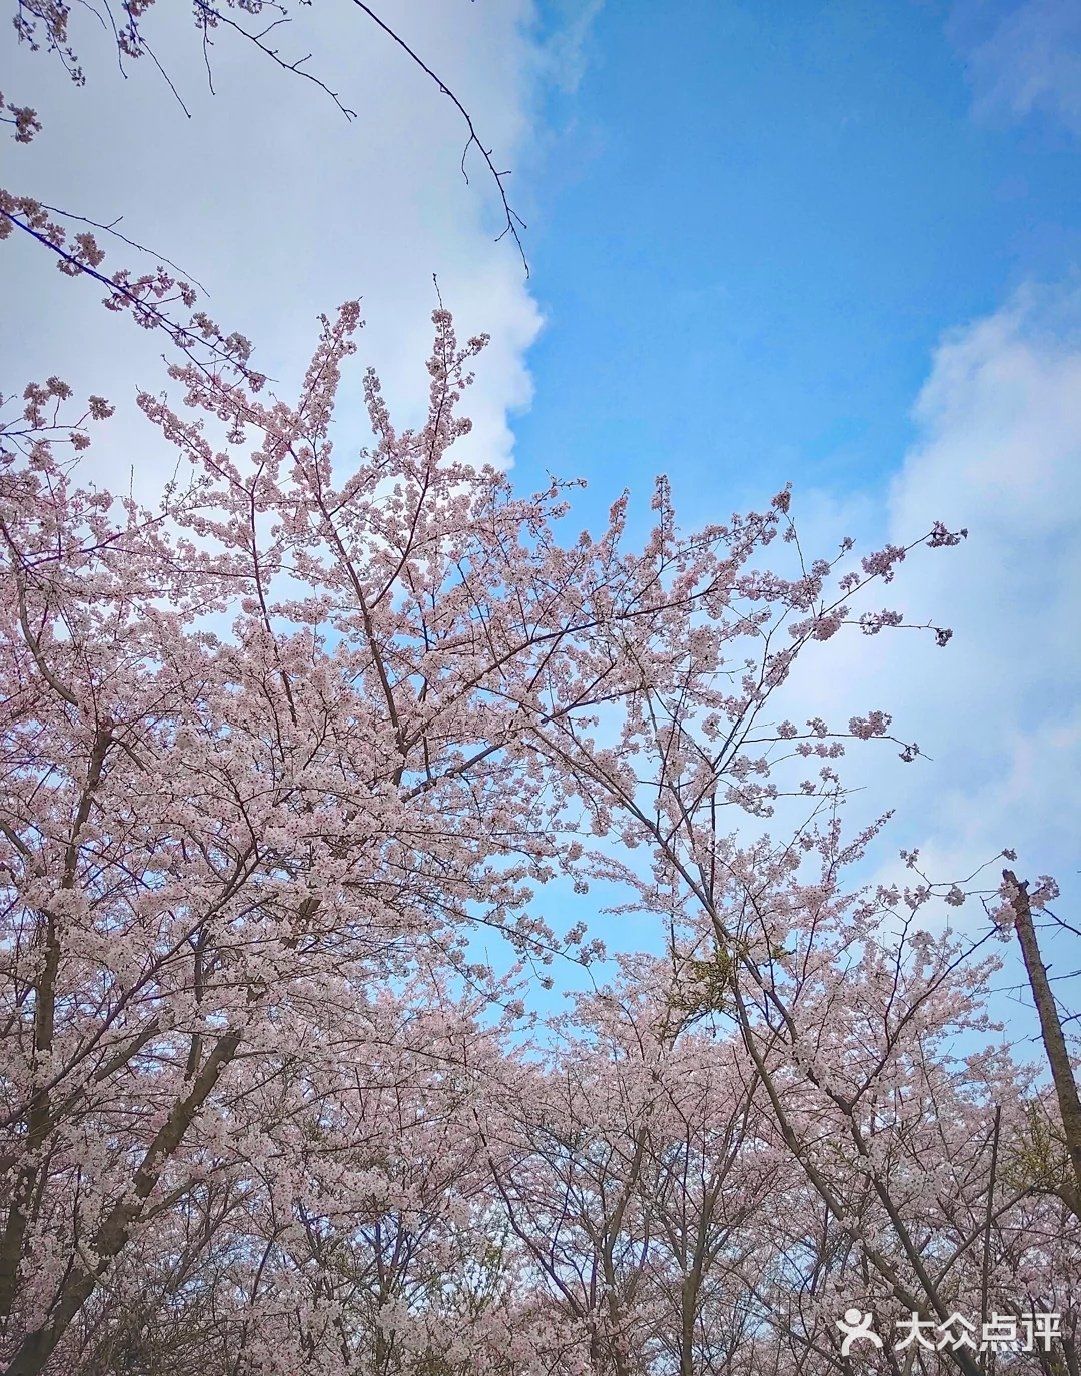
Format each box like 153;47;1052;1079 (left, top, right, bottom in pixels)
515;0;1081;522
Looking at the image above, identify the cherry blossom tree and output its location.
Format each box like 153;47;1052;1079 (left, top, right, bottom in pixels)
4;275;1042;1373
541;704;1080;1374
3;9;1078;1372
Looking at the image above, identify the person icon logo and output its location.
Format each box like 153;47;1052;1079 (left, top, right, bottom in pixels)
836;1309;883;1355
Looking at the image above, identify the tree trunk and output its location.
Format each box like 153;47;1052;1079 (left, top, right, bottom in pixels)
1004;871;1081;1219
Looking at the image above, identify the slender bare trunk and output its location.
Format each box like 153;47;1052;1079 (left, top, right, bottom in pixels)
1004;871;1081;1218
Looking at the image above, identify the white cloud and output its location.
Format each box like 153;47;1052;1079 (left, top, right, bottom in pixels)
781;284;1081;900
956;0;1081;137
0;0;554;492
539;0;606;94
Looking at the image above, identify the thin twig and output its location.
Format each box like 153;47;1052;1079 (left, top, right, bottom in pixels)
348;0;529;275
192;1;357;120
34;203;210;295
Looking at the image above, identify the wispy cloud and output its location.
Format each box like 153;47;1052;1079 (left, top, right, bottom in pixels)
540;0;606;95
956;0;1081;137
782;282;1081;896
